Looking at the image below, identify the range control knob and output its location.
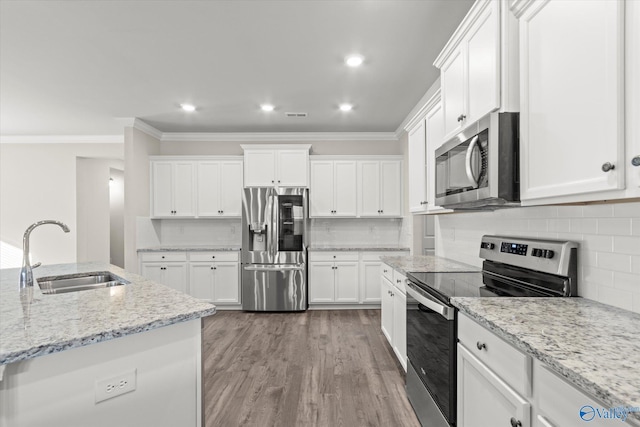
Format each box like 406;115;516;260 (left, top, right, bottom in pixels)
544;250;555;259
532;249;541;257
480;242;495;250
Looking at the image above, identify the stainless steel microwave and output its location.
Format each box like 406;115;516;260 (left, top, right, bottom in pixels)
434;112;520;209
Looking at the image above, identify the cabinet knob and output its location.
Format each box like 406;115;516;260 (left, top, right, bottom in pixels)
161;256;165;259
632;156;640;167
211;267;214;270
420;201;427;205
397;279;401;283
601;162;615;172
278;180;281;183
271;180;274;183
510;418;522;427
212;256;215;259
383;269;387;273
476;341;487;351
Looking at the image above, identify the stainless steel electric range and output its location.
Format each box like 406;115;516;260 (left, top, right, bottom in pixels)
405;235;578;427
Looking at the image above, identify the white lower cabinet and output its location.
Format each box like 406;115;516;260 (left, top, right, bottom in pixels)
308;252;359;304
458;313;636;427
139;251;240;305
380;264;407;371
458;344;531;427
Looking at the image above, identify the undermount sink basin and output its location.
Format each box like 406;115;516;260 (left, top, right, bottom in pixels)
37;272;130;295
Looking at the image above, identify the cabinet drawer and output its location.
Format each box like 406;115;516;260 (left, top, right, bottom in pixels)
139;252;187;262
458;313;532;397
381;263;394;282
392;270;407;294
309;252;358;262
189;251;239;262
535;361;608;427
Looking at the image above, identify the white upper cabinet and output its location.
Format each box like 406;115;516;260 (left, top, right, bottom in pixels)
435;0;509;143
358;159;403;218
310;159;357;217
407;119;428;213
241;145;310;187
151;156;242;219
196;160;243;217
512;0;628;204
151;161;196;218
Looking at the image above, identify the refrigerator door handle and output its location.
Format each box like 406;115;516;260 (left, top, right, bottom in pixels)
244;264;305;271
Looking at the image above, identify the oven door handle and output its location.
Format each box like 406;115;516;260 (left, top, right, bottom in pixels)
465;135;480;188
406;282;455;321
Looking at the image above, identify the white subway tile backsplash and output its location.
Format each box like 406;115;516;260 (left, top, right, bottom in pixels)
613;236;640;255
597;218;632;235
597;252;631;273
436;201;640;313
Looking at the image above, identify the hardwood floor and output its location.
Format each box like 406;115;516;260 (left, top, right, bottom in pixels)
202;310;420;427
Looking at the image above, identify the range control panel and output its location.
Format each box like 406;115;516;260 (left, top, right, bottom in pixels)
479;235;578;277
500;242;528;256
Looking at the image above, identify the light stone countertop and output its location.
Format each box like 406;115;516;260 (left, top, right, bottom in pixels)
308;246;410;252
137;245;240;252
379;255;479;274
452;297;640;422
0;262;216;366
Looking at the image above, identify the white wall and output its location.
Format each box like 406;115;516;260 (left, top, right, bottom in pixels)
76;158;124;264
110;168;125;268
0;143;123;267
435;201;640;313
124;127;160;272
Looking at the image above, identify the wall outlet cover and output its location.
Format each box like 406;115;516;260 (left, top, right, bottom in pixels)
95;369;137;404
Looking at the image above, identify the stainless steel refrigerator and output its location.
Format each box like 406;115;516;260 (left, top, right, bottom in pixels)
241;187;308;311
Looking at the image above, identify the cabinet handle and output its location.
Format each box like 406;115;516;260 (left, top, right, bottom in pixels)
510;418;522;427
161;256;165;259
383;269;387;273
212;256;215;259
631;156;640;167
601;162;615;172
271;180;274;183
476;341;487;351
278;180;281;183
211;267;214;270
420;201;427;205
214;267;217;270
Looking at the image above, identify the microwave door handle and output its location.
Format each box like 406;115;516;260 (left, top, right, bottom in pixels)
465;135;480;187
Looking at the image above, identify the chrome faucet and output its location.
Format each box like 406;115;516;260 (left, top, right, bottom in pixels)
19;220;70;289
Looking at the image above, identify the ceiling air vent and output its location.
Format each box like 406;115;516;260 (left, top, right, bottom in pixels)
285;112;308;118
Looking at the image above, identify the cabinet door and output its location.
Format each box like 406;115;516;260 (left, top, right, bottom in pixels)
380;277;394;345
519;0;624;202
333;161;357;217
189;263;215;301
140;263;165;284
277;150;308;187
196;162;221;217
308;262;335;303
164;263;188;294
219;161;243;217
151;162;174;217
334;262;359;303
173;162;195;217
380;161;402;217
629;0;640;192
213;262;240;304
358;161;381;216
408;120;427;213
425;98;452;213
244;150;275;187
310;161;334;217
360;261;382;303
466;1;499;123
441;48;466;139
392;289;407;371
457;344;531;427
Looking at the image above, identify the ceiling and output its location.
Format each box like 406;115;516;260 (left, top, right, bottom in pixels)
0;0;474;136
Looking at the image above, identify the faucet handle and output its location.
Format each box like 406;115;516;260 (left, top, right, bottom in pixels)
32;262;41;269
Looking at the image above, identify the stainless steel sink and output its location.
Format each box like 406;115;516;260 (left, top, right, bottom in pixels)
37;272;130;295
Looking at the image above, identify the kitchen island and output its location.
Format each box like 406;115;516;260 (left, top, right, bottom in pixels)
0;262;215;427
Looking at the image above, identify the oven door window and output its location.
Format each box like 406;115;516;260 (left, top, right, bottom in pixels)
406;296;456;423
435;128;489;198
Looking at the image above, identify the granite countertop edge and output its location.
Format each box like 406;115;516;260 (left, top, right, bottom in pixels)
452;298;640;419
137;246;240;252
308;247;410;252
379;255;480;274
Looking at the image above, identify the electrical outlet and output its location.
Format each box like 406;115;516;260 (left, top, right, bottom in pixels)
230;226;236;234
95;369;137;403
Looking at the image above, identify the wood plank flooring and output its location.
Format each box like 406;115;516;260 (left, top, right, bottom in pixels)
202;310;420;427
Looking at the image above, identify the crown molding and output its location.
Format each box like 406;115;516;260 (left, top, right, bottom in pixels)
0;134;123;144
132;119;163;140
404;89;442;132
161;132;398;142
510;0;541;19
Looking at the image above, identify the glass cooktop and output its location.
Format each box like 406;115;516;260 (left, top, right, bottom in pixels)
406;271;498;304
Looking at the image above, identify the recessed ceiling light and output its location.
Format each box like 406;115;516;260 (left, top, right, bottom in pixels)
345;55;364;67
339;103;353;112
180;104;196;112
261;104;275;112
